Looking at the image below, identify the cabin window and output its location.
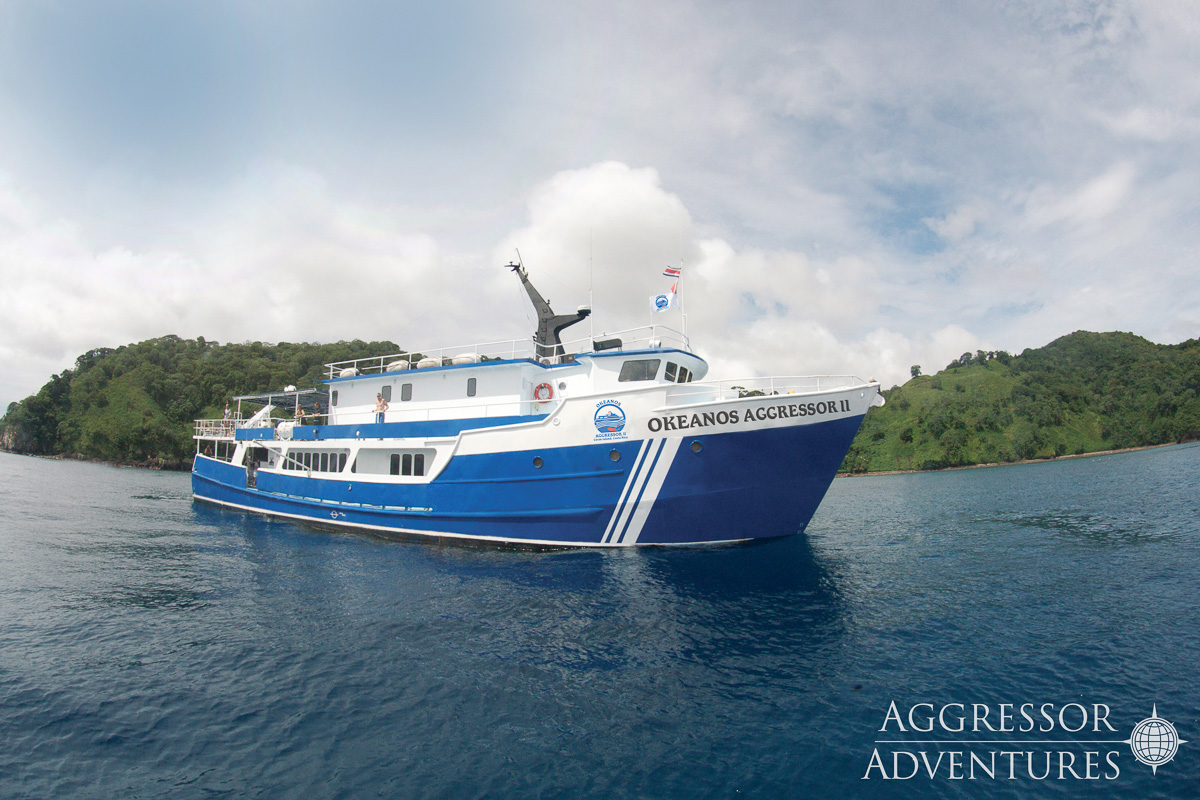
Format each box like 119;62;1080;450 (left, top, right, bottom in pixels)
677;367;691;383
286;449;349;472
353;448;431;475
381;385;392;402
331;390;339;406
401;383;413;401
665;362;678;382
618;359;661;382
389;452;425;476
467;377;477;397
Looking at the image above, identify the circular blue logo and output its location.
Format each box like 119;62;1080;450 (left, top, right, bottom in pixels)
594;402;626;433
655;294;669;309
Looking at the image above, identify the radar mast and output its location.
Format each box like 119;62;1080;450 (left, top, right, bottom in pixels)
507;254;591;361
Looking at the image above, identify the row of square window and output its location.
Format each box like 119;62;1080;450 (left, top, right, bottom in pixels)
334;360;692;406
284;451;349;472
332;379;479;408
281;450;425;477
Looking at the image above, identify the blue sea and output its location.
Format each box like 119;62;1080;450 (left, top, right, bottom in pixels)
1;445;1197;799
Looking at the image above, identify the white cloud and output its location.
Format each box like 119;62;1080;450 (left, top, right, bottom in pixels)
488;162;983;388
1023;163;1138;230
3;0;1200;409
0;163;474;406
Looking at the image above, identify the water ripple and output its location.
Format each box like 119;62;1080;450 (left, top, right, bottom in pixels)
1;447;1197;798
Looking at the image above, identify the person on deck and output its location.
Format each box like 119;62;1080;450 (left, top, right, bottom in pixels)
374;393;389;424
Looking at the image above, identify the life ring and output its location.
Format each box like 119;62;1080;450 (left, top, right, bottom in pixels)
534;383;554;402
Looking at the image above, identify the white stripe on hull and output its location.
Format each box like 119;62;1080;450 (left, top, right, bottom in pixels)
601;437;681;545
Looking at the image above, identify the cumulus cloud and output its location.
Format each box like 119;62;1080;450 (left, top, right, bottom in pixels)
3;0;1200;408
0;164;480;405
489;162;985;387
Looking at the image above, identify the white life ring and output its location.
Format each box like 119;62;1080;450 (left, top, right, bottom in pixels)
534;383;554;402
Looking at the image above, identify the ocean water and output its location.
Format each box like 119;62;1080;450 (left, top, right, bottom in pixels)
1;445;1197;799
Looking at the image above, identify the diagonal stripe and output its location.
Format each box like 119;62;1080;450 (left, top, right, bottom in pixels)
616;438;673;544
620;438;681;545
602;439;652;544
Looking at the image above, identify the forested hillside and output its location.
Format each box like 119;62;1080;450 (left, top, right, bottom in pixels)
3;330;1198;472
841;331;1200;473
0;336;399;467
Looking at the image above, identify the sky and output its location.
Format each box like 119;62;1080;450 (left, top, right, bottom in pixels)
1;0;1198;408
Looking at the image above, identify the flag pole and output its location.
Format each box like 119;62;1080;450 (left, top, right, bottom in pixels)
679;252;686;338
589;230;595;343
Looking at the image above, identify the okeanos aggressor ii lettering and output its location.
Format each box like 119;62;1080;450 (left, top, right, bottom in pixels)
646;398;851;433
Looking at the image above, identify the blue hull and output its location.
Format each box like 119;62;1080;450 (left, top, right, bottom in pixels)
192;414;864;546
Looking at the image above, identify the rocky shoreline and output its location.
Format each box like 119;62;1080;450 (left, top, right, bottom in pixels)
1;449;191;471
837;442;1184;478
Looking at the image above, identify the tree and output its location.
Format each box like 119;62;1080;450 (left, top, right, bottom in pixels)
910;365;922;378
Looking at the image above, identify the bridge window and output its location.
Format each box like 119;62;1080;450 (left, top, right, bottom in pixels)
665;361;678;381
618;359;661;382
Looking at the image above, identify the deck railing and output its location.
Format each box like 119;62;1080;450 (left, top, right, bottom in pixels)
323;324;691;379
194;418;243;438
670;375;872;402
195;398;558;440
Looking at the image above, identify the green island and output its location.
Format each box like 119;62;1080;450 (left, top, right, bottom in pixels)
841;330;1200;473
0;336;400;469
1;330;1198;473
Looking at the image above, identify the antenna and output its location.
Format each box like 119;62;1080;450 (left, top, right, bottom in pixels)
679;244;686;337
589;231;595;342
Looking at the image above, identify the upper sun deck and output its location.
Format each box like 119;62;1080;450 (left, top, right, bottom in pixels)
321;324;693;380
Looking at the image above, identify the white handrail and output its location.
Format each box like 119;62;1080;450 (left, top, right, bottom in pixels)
673;375;873;401
323;324;691;379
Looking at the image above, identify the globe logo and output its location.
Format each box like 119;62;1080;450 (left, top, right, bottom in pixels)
594;402;626;433
1126;706;1186;774
655;294;669;309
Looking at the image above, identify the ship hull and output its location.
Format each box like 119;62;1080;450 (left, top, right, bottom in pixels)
192;411;865;547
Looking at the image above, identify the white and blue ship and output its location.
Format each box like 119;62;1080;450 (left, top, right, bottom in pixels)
192;262;884;546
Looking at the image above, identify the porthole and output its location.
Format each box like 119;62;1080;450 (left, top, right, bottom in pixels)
609;449;621;462
690;441;703;453
533;456;544;468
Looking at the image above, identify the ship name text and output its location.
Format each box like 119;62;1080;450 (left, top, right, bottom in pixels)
646;398;851;433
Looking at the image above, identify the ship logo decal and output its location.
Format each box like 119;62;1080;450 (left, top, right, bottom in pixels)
594;402;626;434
